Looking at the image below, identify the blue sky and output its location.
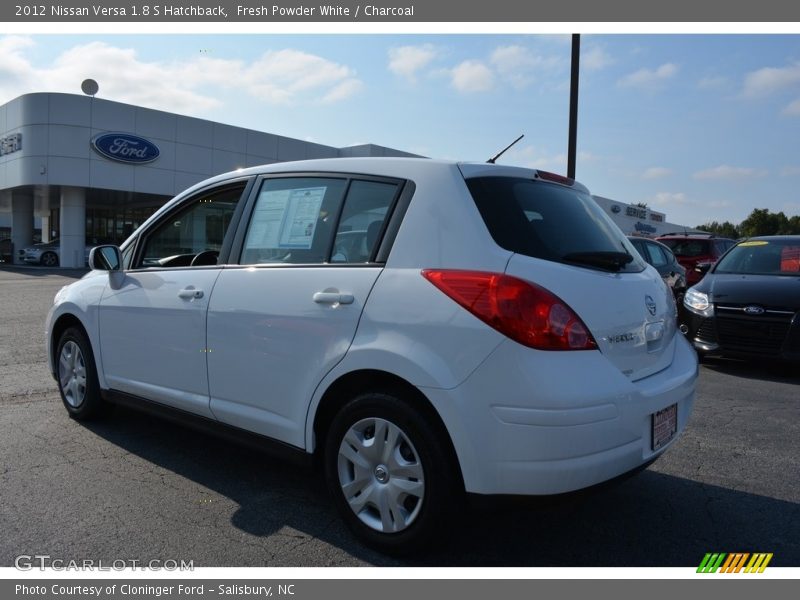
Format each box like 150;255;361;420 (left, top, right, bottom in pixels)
1;34;799;227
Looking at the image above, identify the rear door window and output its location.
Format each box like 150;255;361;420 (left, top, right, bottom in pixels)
240;176;401;265
465;176;645;273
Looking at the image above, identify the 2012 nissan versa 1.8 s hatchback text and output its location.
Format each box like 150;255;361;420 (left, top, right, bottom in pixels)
47;158;697;554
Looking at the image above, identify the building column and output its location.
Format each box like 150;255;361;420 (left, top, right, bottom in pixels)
59;187;86;268
40;216;51;242
11;189;34;265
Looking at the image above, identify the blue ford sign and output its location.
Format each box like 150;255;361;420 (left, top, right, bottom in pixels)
91;133;159;164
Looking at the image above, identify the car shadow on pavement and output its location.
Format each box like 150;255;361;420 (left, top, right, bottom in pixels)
700;356;800;385
83;406;799;567
0;265;86;279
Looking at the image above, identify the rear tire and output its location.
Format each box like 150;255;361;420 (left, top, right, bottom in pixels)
55;327;106;420
324;391;459;555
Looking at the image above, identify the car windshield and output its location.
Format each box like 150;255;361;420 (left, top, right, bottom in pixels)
465;176;644;273
659;238;710;257
715;239;800;276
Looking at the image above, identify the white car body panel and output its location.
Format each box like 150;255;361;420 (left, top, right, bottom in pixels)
207;266;383;447
505;255;678;381
97;269;223;418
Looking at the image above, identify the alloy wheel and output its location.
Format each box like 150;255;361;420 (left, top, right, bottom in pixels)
58;341;87;408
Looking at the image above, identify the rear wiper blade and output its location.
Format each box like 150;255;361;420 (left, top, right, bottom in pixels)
561;251;634;272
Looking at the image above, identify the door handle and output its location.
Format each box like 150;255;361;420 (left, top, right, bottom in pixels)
313;291;354;305
178;287;204;300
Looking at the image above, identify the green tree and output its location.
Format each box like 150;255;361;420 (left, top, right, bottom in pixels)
739;208;790;237
696;220;739;239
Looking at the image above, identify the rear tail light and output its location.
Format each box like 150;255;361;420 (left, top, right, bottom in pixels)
421;270;597;351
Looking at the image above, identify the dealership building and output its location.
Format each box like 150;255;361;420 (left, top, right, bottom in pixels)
0;92;417;266
591;195;700;238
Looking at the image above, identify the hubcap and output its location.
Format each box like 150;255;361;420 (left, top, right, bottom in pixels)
374;465;389;483
337;417;425;533
58;341;86;408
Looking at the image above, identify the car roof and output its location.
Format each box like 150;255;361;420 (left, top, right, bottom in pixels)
656;232;733;240
177;157;591;198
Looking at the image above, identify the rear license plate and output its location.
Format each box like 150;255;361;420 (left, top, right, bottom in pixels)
652;404;677;451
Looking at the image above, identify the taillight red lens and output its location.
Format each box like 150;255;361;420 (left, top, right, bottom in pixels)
421;270;597;351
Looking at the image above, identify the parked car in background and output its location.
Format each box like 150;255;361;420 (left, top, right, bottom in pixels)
657;233;736;286
19;238;109;266
628;236;687;305
683;236;800;361
46;158;697;553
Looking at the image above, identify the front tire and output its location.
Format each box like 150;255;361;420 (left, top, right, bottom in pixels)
324;391;459;555
56;327;105;420
41;251;59;267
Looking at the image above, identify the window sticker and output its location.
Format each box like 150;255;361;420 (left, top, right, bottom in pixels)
780;246;800;272
248;186;326;250
738;240;769;247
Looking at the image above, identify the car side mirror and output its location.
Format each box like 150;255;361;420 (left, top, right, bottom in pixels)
89;245;122;272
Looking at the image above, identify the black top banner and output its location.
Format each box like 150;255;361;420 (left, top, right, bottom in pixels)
4;0;800;22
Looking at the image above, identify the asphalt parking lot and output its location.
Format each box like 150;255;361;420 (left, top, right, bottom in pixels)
0;266;798;567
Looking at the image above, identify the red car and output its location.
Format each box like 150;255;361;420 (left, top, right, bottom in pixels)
656;233;736;286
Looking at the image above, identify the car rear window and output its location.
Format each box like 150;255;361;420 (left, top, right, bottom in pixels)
465;176;645;273
659;238;711;258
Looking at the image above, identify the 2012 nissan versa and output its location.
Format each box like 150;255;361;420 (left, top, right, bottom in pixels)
47;158;697;553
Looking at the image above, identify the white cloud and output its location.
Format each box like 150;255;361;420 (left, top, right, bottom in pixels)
651;192;691;206
742;62;800;98
697;75;727;90
708;200;732;209
642;167;672;180
693;165;768;180
618;63;678;90
582;46;613;71
489;45;563;88
782;97;800;116
0;36;35;83
780;166;800;177
243;49;362;105
387;44;437;83
0;37;362;114
321;79;364;104
450;60;494;93
504;144;567;171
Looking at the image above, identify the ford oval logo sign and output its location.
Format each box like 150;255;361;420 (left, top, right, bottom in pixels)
743;305;765;315
91;133;159;164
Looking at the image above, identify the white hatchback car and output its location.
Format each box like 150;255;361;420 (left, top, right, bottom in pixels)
47;158;697;553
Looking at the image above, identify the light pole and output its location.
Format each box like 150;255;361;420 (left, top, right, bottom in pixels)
567;34;580;180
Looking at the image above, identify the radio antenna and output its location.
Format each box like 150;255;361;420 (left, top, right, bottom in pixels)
487;134;524;164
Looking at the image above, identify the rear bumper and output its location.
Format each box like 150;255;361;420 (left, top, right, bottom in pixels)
421;334;698;496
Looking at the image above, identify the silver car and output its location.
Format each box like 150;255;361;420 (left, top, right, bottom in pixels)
19;238;106;267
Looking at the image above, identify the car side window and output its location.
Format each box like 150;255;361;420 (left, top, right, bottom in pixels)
241;177;400;265
136;183;245;269
331;180;399;263
645;242;669;267
241;177;348;265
